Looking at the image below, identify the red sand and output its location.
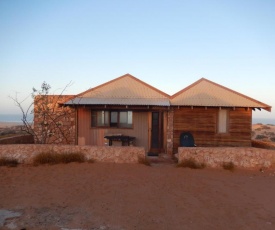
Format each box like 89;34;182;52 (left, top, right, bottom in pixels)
1;162;275;230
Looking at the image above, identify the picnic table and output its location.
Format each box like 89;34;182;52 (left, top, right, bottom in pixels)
104;135;135;146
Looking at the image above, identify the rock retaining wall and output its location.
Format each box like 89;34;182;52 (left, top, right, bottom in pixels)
178;147;275;169
0;145;145;164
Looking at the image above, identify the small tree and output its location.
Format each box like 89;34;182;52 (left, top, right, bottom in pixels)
10;81;76;144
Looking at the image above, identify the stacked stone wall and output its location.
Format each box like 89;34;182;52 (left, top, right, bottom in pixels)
33;95;76;144
0;144;145;164
166;109;174;155
178;147;275;169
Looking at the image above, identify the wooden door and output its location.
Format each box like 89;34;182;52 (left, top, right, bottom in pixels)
150;112;163;153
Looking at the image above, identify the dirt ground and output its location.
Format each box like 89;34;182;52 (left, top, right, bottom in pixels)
252;124;275;143
1;162;275;230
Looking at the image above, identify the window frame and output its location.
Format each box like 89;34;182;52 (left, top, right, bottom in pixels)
91;110;110;127
217;109;229;134
91;110;133;129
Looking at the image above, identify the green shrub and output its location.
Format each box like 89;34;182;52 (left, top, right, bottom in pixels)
222;162;235;171
33;151;85;165
0;157;19;167
177;158;206;169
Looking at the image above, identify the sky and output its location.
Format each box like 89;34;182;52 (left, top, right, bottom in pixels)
0;0;274;120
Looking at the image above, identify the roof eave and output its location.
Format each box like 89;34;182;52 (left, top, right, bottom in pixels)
170;104;272;112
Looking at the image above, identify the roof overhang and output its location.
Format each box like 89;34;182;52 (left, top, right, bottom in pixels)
170;104;271;112
64;97;170;106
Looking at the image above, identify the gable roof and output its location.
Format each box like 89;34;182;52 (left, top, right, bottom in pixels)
64;74;271;111
65;74;170;106
170;78;271;111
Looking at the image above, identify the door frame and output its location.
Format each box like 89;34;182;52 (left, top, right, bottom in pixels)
148;111;165;154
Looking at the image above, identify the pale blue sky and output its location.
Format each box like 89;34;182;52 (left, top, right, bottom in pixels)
0;0;274;119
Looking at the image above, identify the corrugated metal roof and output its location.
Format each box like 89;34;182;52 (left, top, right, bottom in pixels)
65;98;170;106
65;74;170;106
64;75;271;111
170;78;271;111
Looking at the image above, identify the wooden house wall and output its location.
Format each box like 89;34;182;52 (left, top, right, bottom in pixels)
173;107;252;153
77;108;149;151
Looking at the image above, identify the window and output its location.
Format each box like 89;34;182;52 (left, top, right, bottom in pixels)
110;111;118;127
218;109;228;133
91;111;109;127
91;110;133;128
119;111;133;128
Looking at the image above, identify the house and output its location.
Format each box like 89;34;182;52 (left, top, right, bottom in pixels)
61;74;271;154
64;74;171;154
170;78;271;153
34;74;271;155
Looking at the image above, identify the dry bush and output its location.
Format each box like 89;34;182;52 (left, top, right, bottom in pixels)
266;132;275;136
33;151;85;165
0;157;19;167
177;158;206;169
87;158;96;163
222;162;235;171
138;156;151;166
256;135;267;140
262;125;271;130
60;152;85;164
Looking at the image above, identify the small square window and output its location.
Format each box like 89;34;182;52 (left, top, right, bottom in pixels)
119;111;133;128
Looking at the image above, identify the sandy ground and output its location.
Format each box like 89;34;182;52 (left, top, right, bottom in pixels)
1;122;275;229
0;122;26;140
252;124;275;143
0;122;23;128
1;163;275;230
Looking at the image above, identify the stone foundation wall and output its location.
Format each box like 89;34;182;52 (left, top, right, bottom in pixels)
0;145;146;164
178;147;275;169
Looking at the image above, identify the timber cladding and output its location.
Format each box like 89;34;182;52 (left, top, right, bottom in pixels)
173;107;252;153
77;108;149;151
